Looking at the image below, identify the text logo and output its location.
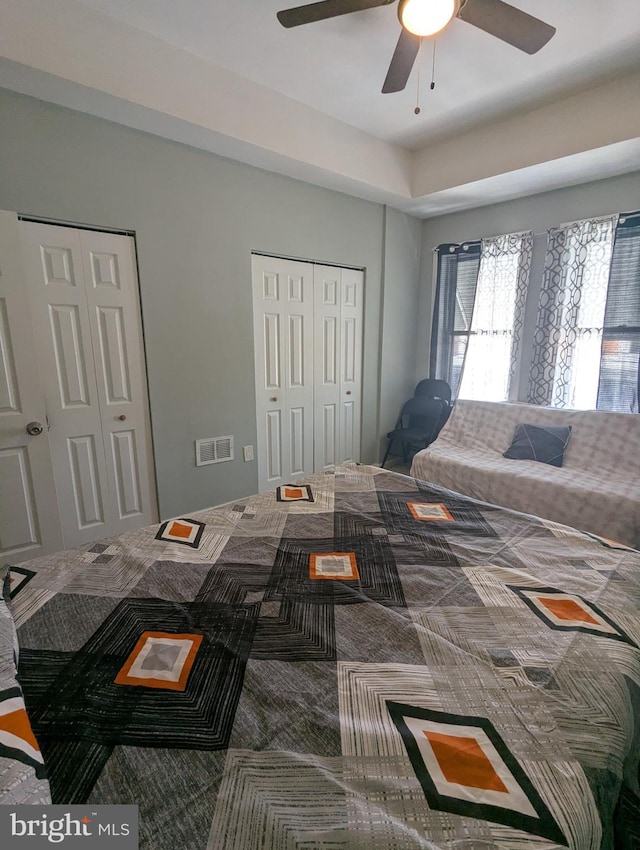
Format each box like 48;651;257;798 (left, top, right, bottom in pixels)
1;806;138;848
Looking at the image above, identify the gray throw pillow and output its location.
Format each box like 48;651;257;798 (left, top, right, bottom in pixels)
503;423;572;468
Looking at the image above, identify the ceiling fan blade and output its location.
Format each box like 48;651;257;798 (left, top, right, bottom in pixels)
457;0;555;54
277;0;394;28
382;28;420;93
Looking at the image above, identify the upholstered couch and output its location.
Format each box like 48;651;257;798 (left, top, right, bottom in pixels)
410;399;640;548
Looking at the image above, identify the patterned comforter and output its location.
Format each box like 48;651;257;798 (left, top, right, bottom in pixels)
5;465;640;849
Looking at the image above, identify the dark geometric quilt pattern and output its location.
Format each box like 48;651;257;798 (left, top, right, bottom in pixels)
11;464;640;850
265;528;405;608
250;596;336;662
192;552;338;662
378;488;498;540
385;530;460;569
19;597;259;802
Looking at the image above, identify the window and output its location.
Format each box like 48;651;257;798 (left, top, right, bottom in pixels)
550;220;614;409
595;214;640;413
430;233;532;402
432;213;639;414
528;215;625;411
458;237;530;402
430;242;481;399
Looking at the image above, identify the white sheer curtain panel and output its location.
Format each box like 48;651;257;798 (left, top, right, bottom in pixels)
458;231;532;402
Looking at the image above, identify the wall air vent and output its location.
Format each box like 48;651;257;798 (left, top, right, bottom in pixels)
195;435;234;466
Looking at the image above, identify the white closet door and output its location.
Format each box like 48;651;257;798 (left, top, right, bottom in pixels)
339;267;363;464
80;230;157;535
313;264;342;472
0;212;63;563
252;255;314;492
20;223;109;548
313;264;363;470
20;221;157;548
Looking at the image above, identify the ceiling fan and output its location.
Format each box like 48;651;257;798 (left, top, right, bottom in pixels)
276;0;556;94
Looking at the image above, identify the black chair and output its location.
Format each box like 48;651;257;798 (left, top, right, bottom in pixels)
414;378;452;435
414;378;452;404
381;395;446;469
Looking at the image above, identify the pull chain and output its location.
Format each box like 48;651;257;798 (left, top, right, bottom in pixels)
414;37;423;115
415;37;436;116
431;37;437;90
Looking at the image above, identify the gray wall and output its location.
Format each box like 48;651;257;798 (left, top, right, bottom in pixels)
0;88;419;519
378;206;422;457
417;171;640;397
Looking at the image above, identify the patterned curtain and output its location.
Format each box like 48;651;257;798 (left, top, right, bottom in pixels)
458;231;532;402
528;215;618;408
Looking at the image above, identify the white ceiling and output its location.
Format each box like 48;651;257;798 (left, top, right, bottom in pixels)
70;0;640;148
2;0;640;216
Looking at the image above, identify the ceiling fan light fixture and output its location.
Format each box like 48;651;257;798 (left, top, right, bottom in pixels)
398;0;458;37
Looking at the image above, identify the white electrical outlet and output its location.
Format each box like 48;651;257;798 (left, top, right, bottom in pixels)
243;445;254;462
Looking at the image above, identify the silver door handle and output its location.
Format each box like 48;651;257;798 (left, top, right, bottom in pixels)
26;421;44;435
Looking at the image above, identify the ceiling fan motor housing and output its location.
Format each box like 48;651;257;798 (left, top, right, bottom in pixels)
397;0;461;37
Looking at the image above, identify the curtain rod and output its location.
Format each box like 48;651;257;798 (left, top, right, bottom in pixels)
434;211;640;252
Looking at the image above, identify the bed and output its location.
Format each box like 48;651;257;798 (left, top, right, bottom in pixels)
3;464;640;849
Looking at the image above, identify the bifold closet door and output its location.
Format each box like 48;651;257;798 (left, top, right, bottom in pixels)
0;212;63;563
252;255;314;492
19;221;157;549
313;264;363;471
253;255;363;492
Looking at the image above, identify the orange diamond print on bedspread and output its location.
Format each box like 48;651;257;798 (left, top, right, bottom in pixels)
154;517;205;547
114;631;203;691
509;585;638;645
276;484;314;502
407;503;455;522
310;552;359;581
387;701;567;845
0;686;46;778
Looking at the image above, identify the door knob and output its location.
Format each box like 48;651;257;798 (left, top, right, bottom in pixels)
26;421;44;435
270;397;278;402
117;414;127;421
346;391;352;395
